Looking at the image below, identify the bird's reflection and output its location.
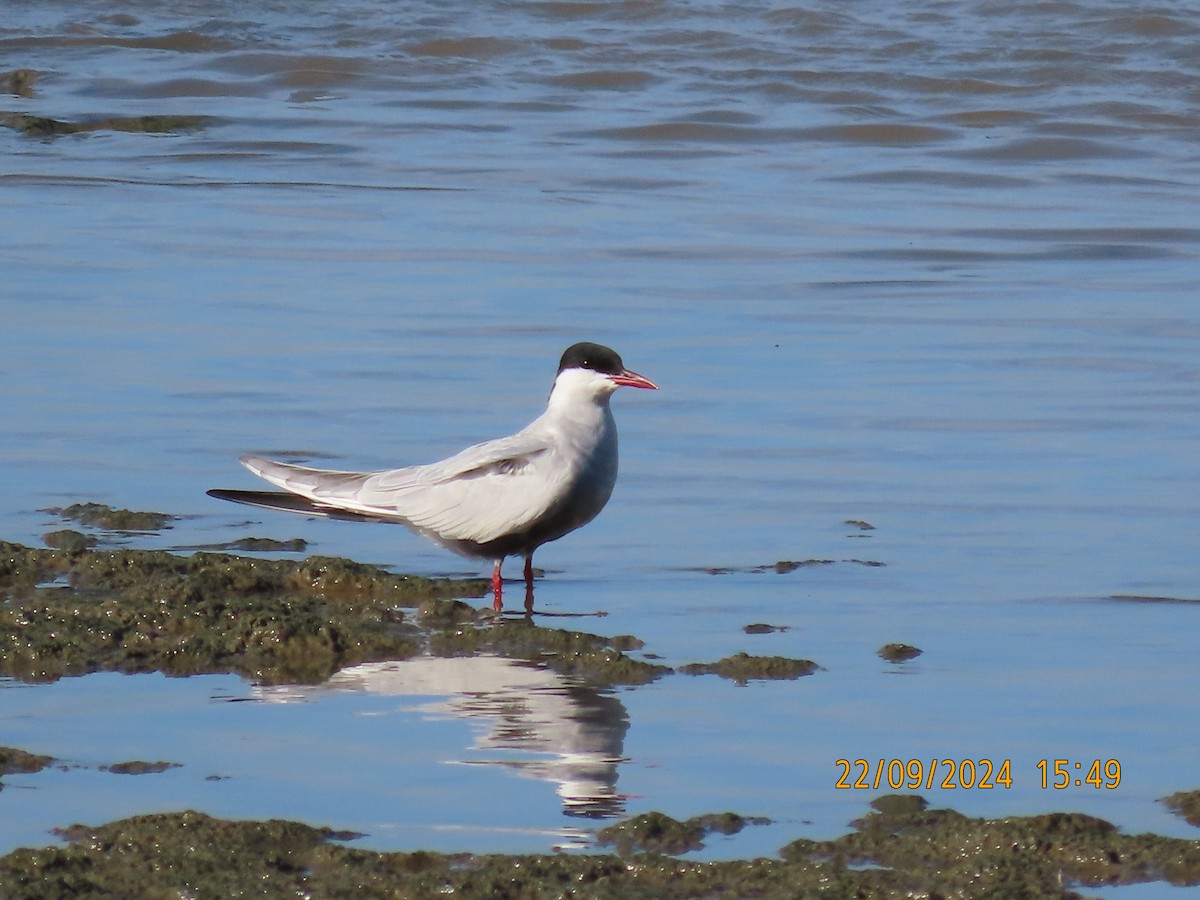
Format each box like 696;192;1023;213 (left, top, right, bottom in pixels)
256;656;630;818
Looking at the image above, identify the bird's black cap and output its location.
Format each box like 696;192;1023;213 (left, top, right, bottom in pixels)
557;342;625;376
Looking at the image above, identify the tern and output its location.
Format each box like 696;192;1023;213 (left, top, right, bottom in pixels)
207;342;657;611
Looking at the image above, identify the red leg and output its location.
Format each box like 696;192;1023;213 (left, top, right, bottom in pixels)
491;559;503;612
523;554;534;613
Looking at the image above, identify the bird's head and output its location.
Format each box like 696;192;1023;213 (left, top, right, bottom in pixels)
551;342;658;405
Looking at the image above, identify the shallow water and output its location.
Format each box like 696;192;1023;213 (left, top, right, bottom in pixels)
2;0;1200;877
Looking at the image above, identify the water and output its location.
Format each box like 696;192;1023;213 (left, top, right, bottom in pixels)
2;0;1199;882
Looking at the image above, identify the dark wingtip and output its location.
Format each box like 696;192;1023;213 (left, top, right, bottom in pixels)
207;488;392;523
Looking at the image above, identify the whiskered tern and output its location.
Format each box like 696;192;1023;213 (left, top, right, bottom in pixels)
208;342;657;611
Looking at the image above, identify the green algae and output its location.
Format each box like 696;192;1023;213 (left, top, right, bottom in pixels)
0;516;1194;898
0;540;672;688
598;811;770;856
415;596;484;629
743;622;787;634
609;634;644;652
41;530;97;552
1164;789;1200;827
780;793;1200;896
45;503;175;532
102;761;182;775
1;535;832;690
422;607;671;686
0;747;54;777
420;610;809;686
770;559;828;573
679;651;819;685
0;541;483;684
2;797;1198;899
878;642;923;662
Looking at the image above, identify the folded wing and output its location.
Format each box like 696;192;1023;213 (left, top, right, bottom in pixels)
240;430;569;545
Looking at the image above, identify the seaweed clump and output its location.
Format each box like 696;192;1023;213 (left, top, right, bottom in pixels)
42;530;98;552
420;600;670;687
0;537;673;690
1164;790;1200;828
0;541;484;685
781;793;1200;895
45;503;175;532
0;747;54;779
2;798;1200;899
679;651;819;685
102;761;182;775
598;811;769;855
878;642;922;662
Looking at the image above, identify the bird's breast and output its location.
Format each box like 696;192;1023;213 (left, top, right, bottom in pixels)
519;409;617;542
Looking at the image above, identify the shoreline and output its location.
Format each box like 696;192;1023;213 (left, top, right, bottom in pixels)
2;521;1199;896
0;794;1197;898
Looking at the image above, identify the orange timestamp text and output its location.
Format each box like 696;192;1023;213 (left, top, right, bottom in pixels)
834;758;1123;790
836;758;1013;790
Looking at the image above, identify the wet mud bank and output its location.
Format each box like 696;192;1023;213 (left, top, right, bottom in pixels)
0;534;818;687
0;539;482;684
1;796;1198;899
4;527;1198;896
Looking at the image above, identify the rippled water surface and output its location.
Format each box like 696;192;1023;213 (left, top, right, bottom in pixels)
3;0;1199;873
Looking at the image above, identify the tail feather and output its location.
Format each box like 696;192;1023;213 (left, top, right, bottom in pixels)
239;454;376;504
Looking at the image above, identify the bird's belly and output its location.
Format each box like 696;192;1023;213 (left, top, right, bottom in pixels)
538;473;614;542
468;459;616;559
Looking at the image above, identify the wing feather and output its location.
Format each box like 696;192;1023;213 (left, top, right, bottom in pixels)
239;427;568;545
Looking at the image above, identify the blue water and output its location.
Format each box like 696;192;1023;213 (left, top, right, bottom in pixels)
2;1;1199;884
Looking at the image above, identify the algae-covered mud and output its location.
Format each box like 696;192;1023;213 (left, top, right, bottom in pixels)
0;112;210;136
4;536;1200;897
0;540;473;684
6;0;1200;890
1;540;672;686
44;503;176;533
1165;791;1200;829
678;651;819;685
878;642;923;663
1;796;1198;899
0;538;822;687
0;747;54;781
597;810;772;856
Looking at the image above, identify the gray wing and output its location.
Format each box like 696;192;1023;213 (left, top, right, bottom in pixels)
241;429;570;545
